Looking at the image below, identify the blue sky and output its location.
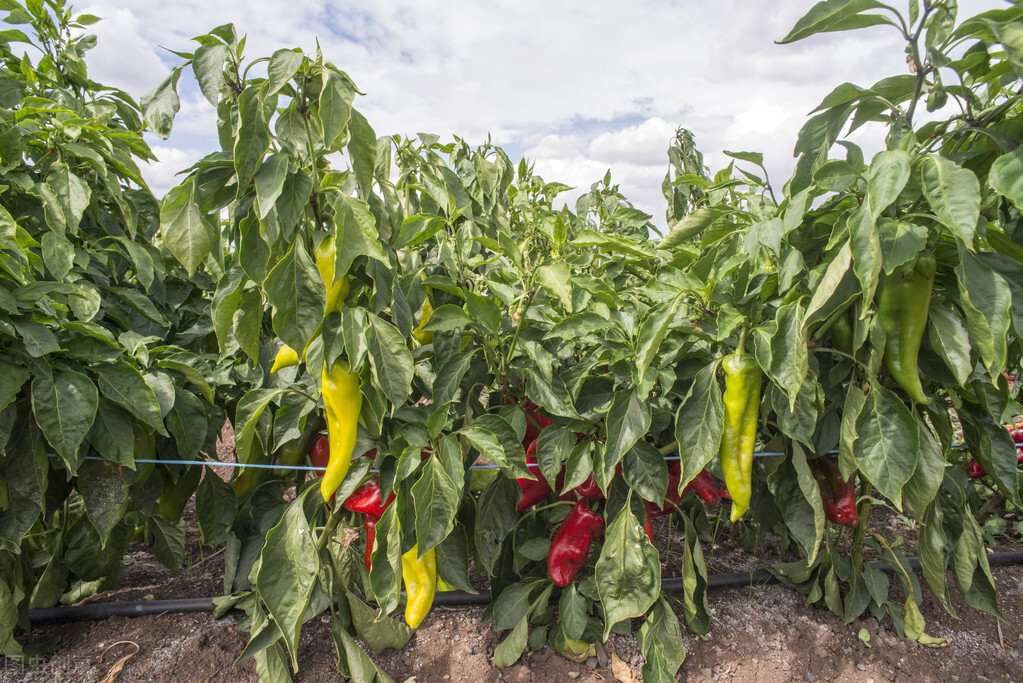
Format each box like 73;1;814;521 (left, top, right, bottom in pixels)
78;0;1005;228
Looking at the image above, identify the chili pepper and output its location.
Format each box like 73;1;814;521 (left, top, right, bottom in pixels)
309;433;330;475
231;436;269;499
160;464;203;523
877;252;935;405
411;297;434;346
522;399;553;446
808;455;859;528
270;344;300;373
273;414;324;477
967;459;987;478
830;310;854;355
362;514;377;570
644;460;682;518
720;350;761;522
342;478;395;517
547;500;605;586
517;443;553;512
320;361;362;502
130;423;156;488
315;234;350;314
644;514;654;544
402;546;437;628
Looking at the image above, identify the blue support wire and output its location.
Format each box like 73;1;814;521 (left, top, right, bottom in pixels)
50;442;970;472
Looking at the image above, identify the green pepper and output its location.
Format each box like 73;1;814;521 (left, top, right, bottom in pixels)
877;252;935;405
720;350;761;522
158;463;203;524
272;413;324;477
830;310;855;356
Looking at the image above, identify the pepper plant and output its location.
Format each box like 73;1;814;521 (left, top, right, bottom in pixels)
3;0;1023;680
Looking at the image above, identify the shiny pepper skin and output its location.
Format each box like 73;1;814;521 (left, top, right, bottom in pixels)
270;344;300;373
967;459;987;478
517;445;553;512
547;501;605;586
808;456;859;528
343;478;395;518
362;515;378;570
315;234;350;314
877;252;935;405
720;351;762;522
402;546;437;628
320;361;362;502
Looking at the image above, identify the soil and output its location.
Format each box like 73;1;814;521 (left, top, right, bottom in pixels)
5;429;1023;683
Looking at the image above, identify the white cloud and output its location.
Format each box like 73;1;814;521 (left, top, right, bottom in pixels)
77;0;1005;228
143;145;206;197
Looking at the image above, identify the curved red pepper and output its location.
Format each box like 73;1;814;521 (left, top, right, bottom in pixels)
363;514;377;570
343;478;395;517
808;456;859;528
517;443;553;512
644;514;654;544
547;501;605;586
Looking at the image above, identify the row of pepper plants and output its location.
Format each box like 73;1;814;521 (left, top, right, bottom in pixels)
1;0;1023;679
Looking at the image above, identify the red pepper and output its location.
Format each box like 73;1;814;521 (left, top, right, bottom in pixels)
644;513;654;544
572;473;603;500
517;442;553;512
967;459;987;478
363;514;378;570
310;433;330;476
1010;427;1023;463
343;477;395;517
547;501;605;586
808;456;859;528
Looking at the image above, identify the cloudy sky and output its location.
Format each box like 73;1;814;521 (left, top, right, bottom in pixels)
78;0;1004;229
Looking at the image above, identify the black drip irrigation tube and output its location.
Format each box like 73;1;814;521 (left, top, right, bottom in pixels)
27;551;1023;625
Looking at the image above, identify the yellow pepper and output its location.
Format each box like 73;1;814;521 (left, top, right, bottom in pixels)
270;344;300;373
320;360;362;501
315;234;350;314
411;297;434;346
402;546;437;628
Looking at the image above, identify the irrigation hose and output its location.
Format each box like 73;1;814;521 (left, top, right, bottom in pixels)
27;551;1023;624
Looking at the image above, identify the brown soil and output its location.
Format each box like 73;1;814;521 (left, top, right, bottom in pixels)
5;429;1023;682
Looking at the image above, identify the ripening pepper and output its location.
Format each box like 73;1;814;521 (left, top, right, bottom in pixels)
315;234;350;314
362;515;378;570
720;350;761;522
808;455;859;528
342;478;395;518
411;297;434;346
270;344;300;373
517;445;553;512
402;546;437;628
273;414;324;477
877;252;935;405
547;500;605;586
320;361;363;502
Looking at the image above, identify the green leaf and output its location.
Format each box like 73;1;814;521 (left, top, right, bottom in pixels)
752;300;806;410
140;66;181;139
493;580;541;631
423;303;472;332
635;295;683;377
921;156;980;248
0;360;29;413
473;476;519;575
597;503;660;640
465;291;502;334
865;150;911;218
543;312;609;341
345;591;413;654
195;467;236;547
955;245;1011;381
902;423;945;521
265;239;325;354
12;318;60;358
853;384;919;510
253;153;290;219
847;205;882;309
637;597;686;681
332;619;396;682
334;193;389;275
348;108;377;199
411;456;458;556
571;229;652;258
318;68;354;148
779;0;897;44
524;368;581;420
494;616;529;668
536;262;573;312
148;516;185;572
989;146;1023;211
878;220;928;275
86;398;134;466
366;313;414;409
265;48;304;96
674;362;723;491
78;460;128;548
32;368;98;473
257;490;319;670
98;362;167;436
918;502;953;614
234;88;273;191
192;43;228;106
160;181;217;276
599;388;651;489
